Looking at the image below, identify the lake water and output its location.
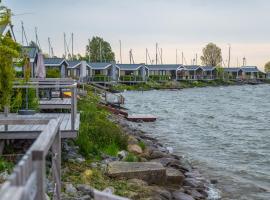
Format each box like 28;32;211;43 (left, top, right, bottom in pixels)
122;85;270;200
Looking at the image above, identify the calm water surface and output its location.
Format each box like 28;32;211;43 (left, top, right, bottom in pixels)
122;85;270;200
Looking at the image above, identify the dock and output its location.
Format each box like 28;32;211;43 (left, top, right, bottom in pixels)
126;114;157;122
39;98;72;109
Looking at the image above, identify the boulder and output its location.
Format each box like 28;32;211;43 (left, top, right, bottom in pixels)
149;150;170;159
166;168;185;185
172;191;195;200
76;184;94;196
128;135;139;144
186;189;206;199
65;183;77;195
118;150;128;160
128;144;143;154
128;178;148;186
150;186;172;200
183;178;204;189
151;158;181;167
107;161;166;185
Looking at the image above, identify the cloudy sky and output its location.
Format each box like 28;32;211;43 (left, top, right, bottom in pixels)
4;0;270;69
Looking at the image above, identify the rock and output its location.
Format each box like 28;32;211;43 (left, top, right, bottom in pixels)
118;150;128;160
102;186;115;194
149;150;169;159
128;178;148;186
172;191;195;200
77;195;92;200
151;158;181;167
150;186;172;200
128;144;143;154
183;178;204;189
210;179;218;184
128;135;139;144
76;157;86;163
186;189;206;199
107;161;166;185
166;147;174;154
65;183;77;195
77;184;94;196
166;168;185;185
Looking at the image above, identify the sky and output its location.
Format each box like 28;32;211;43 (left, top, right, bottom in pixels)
4;0;270;70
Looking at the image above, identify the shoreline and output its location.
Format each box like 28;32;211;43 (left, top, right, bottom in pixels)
110;113;220;200
111;79;270;92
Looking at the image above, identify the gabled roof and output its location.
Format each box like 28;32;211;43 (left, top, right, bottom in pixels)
0;23;16;41
21;46;39;59
87;62;112;70
146;64;183;71
116;64;144;70
241;66;260;73
44;58;68;66
183;65;201;71
67;60;81;69
201;66;216;71
223;67;241;72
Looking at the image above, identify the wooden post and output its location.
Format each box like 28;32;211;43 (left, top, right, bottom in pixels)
71;86;77;130
51;129;61;200
32;150;45;200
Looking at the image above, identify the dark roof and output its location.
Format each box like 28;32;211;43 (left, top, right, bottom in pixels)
241;66;260;73
184;65;201;71
223;67;241;72
116;64;144;70
146;64;183;71
44;58;68;66
201;66;216;71
67;60;81;68
87;62;112;69
21;46;39;59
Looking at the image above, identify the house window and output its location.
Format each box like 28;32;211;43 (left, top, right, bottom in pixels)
95;70;101;75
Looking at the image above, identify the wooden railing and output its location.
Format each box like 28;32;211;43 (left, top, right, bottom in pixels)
0;118;61;200
13;78;78;131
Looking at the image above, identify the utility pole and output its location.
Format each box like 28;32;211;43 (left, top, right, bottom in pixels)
71;33;74;60
228;44;231;68
119;40;122;64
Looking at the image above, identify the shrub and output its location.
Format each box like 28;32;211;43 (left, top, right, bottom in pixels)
76;93;128;158
46;68;60;78
138;141;146;151
124;153;138;162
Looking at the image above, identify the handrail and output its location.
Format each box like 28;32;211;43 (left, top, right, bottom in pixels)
0;118;61;200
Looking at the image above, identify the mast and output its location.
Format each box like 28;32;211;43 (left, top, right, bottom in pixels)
119;40;122;64
71;33;74;60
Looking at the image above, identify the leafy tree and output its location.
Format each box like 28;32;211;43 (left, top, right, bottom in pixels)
0;6;21;113
264;61;270;73
86;36;115;62
29;40;41;52
201;43;222;66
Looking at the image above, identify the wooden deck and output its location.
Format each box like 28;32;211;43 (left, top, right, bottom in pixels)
0;113;80;139
39;98;72;109
126;114;157;122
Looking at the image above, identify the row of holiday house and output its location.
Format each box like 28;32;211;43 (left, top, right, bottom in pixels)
23;46;266;82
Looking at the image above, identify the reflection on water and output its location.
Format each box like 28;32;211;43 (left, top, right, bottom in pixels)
123;85;270;200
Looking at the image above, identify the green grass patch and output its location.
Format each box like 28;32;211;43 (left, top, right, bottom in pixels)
124;153;139;162
138;141;146;151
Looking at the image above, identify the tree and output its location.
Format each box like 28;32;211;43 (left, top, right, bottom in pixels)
86;36;115;62
264;61;270;73
0;6;20;114
201;43;222;66
29;40;41;52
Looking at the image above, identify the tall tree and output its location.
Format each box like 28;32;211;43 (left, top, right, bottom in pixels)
86;36;115;62
201;43;222;66
0;5;21;113
264;61;270;73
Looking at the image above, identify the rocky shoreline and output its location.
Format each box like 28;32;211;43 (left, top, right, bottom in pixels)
109;114;218;200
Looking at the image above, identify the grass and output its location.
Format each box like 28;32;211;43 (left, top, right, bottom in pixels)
62;161;152;199
138;141;146;151
76;92;128;158
124;153;139;162
0;157;14;173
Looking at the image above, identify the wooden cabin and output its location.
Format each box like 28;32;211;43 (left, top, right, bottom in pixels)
87;62;114;82
146;64;183;81
223;66;263;80
67;60;88;81
116;64;146;82
44;58;69;78
177;65;216;80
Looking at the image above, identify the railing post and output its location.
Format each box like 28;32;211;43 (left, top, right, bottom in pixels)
52;129;61;200
71;86;77;130
32;150;45;200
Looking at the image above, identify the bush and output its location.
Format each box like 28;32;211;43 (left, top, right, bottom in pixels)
0;157;14;173
46;68;60;78
76;93;128;158
124;153;138;162
138;141;146;151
